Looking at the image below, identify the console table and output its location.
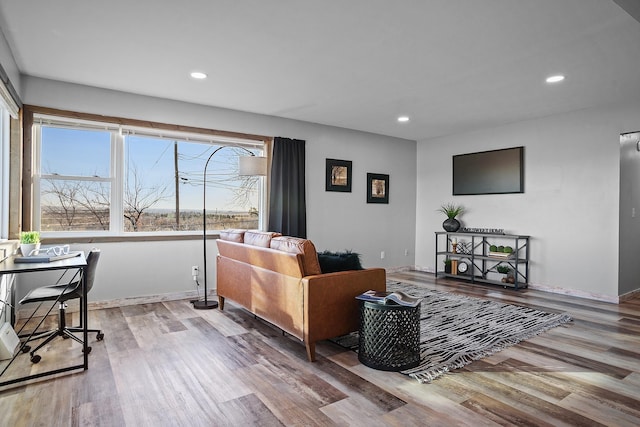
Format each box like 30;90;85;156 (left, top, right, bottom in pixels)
435;231;530;290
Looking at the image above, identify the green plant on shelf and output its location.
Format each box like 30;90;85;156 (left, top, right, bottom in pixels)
490;244;514;253
436;203;464;219
496;265;511;274
496;265;516;284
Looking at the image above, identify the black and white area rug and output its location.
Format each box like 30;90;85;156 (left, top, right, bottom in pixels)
334;281;572;383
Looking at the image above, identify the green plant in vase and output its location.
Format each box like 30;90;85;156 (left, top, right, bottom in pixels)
20;231;41;256
437;203;465;232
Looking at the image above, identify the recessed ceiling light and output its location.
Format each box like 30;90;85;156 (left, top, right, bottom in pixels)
190;71;207;79
546;75;565;83
397;116;410;123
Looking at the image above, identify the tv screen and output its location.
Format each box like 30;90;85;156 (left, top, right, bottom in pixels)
452;147;524;195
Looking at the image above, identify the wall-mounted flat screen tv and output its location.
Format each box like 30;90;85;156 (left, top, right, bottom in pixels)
452;146;524;195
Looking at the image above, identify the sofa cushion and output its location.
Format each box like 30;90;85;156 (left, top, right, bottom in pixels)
317;251;363;273
244;230;281;248
218;229;247;243
270;236;322;276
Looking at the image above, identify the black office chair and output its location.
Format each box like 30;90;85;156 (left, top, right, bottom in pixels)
19;249;104;363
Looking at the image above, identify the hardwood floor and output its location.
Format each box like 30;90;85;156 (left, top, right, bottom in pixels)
1;270;639;426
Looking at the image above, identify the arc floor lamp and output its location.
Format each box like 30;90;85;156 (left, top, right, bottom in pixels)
193;146;268;309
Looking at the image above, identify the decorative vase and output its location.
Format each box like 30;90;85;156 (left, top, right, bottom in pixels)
20;243;41;257
442;218;460;232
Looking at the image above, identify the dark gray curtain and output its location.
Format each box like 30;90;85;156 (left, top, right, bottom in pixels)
268;137;307;238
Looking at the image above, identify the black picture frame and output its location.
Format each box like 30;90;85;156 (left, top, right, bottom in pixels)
326;158;352;192
367;173;389;204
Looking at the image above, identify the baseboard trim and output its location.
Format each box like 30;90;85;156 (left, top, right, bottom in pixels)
16;290;217;320
527;283;619;304
87;290;217;310
412;266;622;304
384;265;416;273
412;266;435;274
619;287;640;302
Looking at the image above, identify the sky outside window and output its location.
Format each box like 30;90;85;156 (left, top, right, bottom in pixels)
125;135;260;212
41;127;110;176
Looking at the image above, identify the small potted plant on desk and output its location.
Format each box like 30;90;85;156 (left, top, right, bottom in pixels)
20;231;40;256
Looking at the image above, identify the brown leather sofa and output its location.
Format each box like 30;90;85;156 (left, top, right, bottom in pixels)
216;229;386;361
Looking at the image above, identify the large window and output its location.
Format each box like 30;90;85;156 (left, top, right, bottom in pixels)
33;115;266;236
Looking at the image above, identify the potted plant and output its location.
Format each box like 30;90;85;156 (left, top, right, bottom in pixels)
437;203;464;232
20;231;41;257
496;265;515;284
443;259;452;274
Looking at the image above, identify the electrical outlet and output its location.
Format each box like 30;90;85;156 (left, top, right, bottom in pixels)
404;249;409;256
191;266;199;277
380;251;385;259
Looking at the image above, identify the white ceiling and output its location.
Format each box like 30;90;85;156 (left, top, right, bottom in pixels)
0;0;639;141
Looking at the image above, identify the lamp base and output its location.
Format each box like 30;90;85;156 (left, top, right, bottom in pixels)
192;300;219;310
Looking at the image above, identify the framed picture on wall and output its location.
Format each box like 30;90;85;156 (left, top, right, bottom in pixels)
367;173;389;204
326;158;352;192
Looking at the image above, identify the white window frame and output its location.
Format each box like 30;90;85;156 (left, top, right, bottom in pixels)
32;115;266;237
0;104;11;241
33;117;117;237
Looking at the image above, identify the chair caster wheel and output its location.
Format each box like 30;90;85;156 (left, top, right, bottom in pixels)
83;346;92;354
96;332;104;341
31;354;41;364
21;345;31;353
63;334;70;339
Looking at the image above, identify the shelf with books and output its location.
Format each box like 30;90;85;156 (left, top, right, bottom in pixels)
435;231;530;289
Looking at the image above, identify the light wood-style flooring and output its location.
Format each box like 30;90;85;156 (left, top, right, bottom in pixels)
1;270;639;426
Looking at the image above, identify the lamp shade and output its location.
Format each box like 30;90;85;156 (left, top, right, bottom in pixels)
239;156;268;176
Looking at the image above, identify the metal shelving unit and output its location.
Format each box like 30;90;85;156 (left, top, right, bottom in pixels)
435;231;530;290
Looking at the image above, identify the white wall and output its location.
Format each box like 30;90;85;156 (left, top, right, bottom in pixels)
416;100;640;301
14;241;204;303
0;29;21;100
307;126;417;266
17;76;416;302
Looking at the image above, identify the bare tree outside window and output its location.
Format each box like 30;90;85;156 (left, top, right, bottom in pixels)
76;181;110;230
124;165;169;232
41;179;81;230
42;171;169;232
